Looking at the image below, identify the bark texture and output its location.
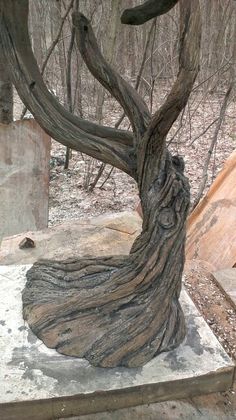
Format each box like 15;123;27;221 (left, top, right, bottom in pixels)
121;0;179;25
23;149;189;367
0;0;201;367
0;43;13;123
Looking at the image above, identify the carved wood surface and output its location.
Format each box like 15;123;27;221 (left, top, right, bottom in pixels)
23;150;190;367
0;0;201;367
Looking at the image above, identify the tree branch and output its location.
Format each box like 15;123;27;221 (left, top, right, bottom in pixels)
0;0;135;176
137;0;201;191
41;0;74;75
191;82;233;210
121;0;179;26
73;12;151;137
146;0;201;141
115;18;156;129
64;0;79;169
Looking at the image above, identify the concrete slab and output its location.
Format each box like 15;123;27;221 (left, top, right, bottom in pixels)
60;385;236;420
213;268;236;309
0;265;234;420
0;212;142;266
0;119;51;244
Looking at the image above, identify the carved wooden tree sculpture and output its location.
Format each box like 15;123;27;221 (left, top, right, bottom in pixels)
0;0;201;367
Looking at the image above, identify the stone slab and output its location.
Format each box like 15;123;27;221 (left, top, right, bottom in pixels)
186;150;236;270
0;265;234;420
213;268;236;309
61;386;236;420
0;119;51;244
0;212;142;265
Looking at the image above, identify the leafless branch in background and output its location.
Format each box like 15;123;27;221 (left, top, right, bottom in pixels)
192;83;233;211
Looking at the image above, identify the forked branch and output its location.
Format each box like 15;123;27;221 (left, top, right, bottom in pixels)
73;12;151;137
144;0;201;143
136;0;201;191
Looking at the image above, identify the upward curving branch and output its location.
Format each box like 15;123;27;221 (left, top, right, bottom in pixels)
137;0;201;191
121;0;179;25
148;0;201;138
0;0;135;176
73;12;151;137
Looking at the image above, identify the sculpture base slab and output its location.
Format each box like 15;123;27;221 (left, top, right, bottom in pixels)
0;265;234;420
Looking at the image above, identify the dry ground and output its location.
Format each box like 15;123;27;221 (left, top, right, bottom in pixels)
184;261;236;362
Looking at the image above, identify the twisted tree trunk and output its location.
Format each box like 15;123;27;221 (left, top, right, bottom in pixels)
0;0;201;367
23;147;189;367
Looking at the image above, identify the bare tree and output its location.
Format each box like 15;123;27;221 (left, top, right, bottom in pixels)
0;0;201;368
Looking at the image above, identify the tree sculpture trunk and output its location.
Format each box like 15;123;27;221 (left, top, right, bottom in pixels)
0;0;201;367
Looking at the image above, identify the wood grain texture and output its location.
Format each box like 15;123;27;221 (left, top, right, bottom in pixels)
0;0;201;367
23;150;190;367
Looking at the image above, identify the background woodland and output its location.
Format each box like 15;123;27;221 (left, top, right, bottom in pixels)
9;0;236;222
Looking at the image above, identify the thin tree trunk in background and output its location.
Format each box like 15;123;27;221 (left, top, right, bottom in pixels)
95;0;120;123
115;19;156;129
21;0;73;120
65;0;79;170
51;0;70;167
30;0;44;68
0;44;13;124
54;1;67;106
90;0;121;189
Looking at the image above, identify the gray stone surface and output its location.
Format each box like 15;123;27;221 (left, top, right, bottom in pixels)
0;264;234;419
0;211;141;265
0;119;51;244
213;268;236;309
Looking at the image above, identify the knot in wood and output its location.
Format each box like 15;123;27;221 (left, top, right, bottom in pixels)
172;155;185;173
158;208;176;229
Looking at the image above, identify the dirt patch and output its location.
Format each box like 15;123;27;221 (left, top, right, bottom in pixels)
184;261;236;362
